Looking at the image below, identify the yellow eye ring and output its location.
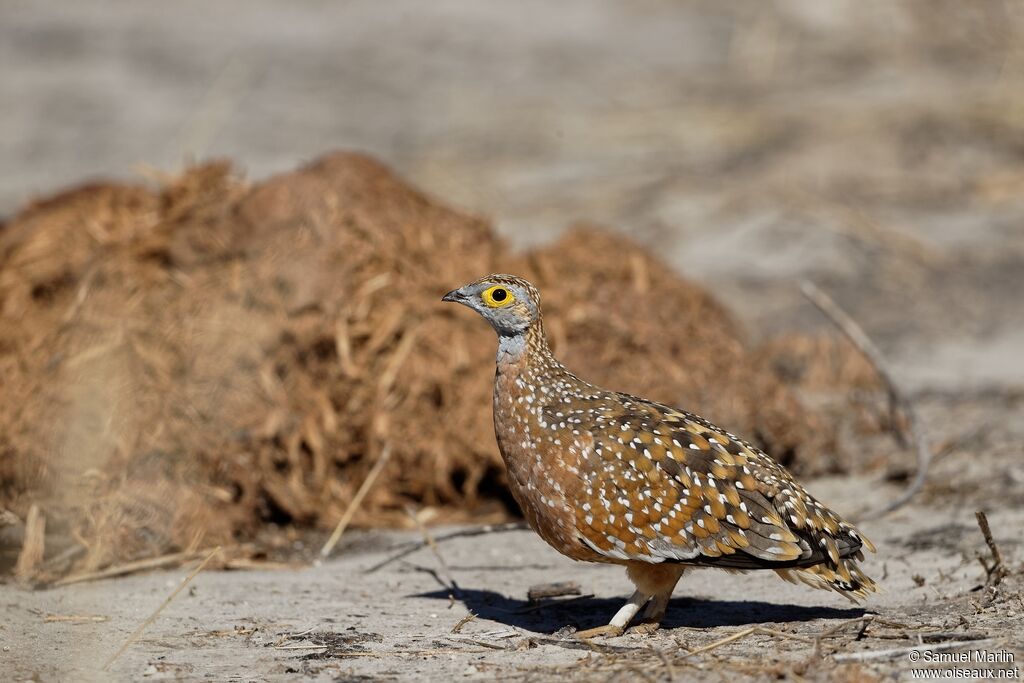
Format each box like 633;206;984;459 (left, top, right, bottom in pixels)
481;285;515;308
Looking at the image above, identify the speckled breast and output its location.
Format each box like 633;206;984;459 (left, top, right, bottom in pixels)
492;362;604;563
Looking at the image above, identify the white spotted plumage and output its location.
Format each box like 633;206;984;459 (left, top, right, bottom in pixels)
445;274;879;634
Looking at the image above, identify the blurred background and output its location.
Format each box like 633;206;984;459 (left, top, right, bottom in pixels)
2;0;1024;579
3;0;1022;389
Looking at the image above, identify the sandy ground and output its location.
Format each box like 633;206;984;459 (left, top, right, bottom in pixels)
3;393;1023;682
3;1;1024;680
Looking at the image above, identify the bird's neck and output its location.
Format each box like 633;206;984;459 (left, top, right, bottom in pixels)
496;319;558;373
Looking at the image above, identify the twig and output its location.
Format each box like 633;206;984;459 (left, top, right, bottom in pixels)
41;544;86;572
811;616;875;657
14;504;45;581
515;594;595;614
270;628;313;648
800;280;932;519
527;635;638;655
44;614;109;623
910;631;990;643
975;511;1008;587
362;522;529;574
528;581;582;602
188;627;256;638
474;628;522;640
52;549;214;587
679;626;814;660
222;558;303;571
447;636;509;651
832;637;999;663
320;445;392;558
855;618;872;640
799;281;903;433
815;615;874;640
451;612;478;634
318;647;488;658
282;627;317;643
405;506;462;601
102;546;221;671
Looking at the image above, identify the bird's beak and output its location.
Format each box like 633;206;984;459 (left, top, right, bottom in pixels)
441;288;464;303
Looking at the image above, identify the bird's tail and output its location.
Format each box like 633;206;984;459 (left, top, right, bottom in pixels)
775;550;879;603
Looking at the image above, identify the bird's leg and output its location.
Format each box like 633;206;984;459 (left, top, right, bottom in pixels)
574;564;686;638
574;589;650;639
629;591;673;635
635;594;670;631
625;563;686;635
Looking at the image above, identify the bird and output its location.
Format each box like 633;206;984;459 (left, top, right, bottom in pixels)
442;274;877;638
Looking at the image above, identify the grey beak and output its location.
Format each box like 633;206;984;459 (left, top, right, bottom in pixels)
441;288;463;303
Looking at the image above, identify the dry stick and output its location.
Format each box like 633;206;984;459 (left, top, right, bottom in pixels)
323;647;490;658
52;549;214;588
362;522;529;574
222;558;302;571
515;594;595;615
527;581;582;602
664;619;874;668
832;637;1000;663
678;626;814;661
812;616;874;658
41;544;86;573
975;511;1008;587
102;546;221;671
800;280;933;519
799;281;904;430
405;506;463;601
451;612;478;634
14;504;45;581
813;615;874;640
320;445;393;559
526;635;638;655
447;636;509;651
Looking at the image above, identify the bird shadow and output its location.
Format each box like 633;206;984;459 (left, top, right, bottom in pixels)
412;586;865;634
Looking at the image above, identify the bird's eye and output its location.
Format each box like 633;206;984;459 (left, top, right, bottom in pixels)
482;285;514;307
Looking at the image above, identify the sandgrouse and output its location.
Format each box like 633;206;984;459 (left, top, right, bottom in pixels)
443;274;877;637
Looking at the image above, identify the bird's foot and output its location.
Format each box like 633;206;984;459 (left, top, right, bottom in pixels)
626;621;661;636
573;624;625;639
575;588;652;639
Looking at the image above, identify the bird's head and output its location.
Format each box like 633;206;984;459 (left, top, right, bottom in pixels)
442;274;541;337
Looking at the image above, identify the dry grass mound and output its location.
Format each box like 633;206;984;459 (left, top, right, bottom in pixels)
0;153;878;580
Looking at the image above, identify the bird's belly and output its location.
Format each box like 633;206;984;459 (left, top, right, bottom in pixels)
492;366;606;562
495;427;603;562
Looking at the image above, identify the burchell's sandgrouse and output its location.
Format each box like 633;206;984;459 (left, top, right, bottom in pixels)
443;274;877;637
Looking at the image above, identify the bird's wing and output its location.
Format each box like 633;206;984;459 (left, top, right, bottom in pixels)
572;395;871;570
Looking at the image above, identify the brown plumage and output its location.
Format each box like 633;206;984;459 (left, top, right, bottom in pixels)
443;274;877;637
